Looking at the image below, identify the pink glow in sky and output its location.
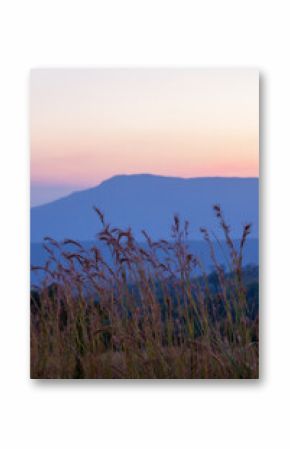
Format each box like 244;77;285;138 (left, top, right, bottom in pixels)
31;69;259;196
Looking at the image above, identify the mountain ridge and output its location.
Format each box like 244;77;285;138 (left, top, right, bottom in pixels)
31;174;259;243
32;174;258;210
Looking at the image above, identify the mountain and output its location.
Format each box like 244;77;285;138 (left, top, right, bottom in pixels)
31;174;259;243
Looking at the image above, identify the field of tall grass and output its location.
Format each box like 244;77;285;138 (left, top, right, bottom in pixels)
31;205;258;379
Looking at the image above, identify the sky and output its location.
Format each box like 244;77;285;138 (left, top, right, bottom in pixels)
30;69;259;206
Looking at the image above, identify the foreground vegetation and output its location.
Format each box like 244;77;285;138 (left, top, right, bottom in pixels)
31;206;259;379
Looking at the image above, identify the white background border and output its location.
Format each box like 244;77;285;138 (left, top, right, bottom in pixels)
0;1;288;448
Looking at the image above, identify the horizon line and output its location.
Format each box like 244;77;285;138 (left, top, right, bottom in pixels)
31;172;259;209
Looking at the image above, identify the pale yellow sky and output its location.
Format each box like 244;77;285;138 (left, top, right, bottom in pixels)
31;69;259;187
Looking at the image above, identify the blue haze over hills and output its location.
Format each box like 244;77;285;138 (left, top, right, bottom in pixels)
30;175;259;282
31;174;259;243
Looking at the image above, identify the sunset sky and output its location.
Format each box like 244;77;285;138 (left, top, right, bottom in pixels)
30;69;259;206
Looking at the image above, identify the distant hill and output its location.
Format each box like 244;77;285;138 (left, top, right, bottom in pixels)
31;238;258;285
30;237;259;285
31;174;259;242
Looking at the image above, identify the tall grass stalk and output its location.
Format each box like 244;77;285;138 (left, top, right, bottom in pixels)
31;206;258;379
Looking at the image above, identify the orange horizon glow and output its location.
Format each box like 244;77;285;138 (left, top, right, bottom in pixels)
31;69;259;189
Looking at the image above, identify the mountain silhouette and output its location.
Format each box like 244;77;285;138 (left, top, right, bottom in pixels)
31;174;258;243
